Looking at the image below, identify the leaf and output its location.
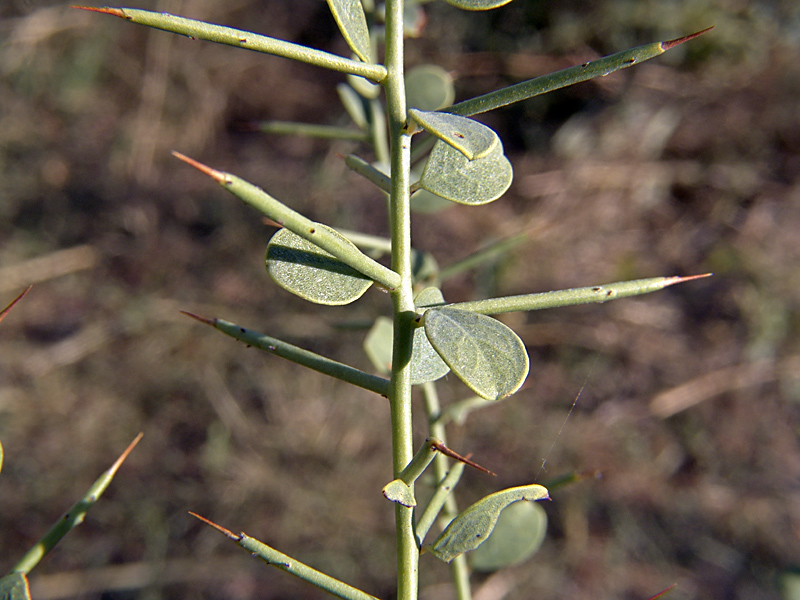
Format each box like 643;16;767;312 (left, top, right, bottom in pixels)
326;0;371;62
430;484;549;563
363;315;450;385
0;439;3;475
382;479;416;507
420;139;513;206
405;64;455;111
409;109;499;160
444;0;512;10
469;501;547;572
423;307;528;400
0;572;31;600
267;226;373;306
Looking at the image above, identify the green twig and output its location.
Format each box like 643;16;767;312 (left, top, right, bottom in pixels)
442;274;712;315
182;312;390;398
10;433;143;575
172;152;401;291
190;513;380;600
257;120;369;142
446;28;713;117
72;7;387;82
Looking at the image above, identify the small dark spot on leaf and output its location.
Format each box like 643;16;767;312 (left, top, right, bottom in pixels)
239;328;246;333
309;228;316;234
605;290;613;297
455;132;465;138
592;286;602;292
582;62;590;68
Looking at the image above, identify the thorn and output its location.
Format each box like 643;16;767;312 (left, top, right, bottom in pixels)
171;151;229;184
180;310;216;326
430;440;497;476
0;285;33;323
261;217;283;228
108;432;144;476
70;6;128;18
661;26;714;51
665;272;713;287
645;583;678;600
188;512;242;541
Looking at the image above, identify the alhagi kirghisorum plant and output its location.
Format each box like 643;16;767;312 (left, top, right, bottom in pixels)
75;2;712;600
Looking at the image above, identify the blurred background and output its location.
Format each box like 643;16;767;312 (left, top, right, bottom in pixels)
1;1;799;599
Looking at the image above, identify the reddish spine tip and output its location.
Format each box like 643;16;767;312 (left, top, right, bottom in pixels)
661;26;714;51
171;151;228;183
673;272;714;284
188;512;240;540
180;310;216;326
1;285;33;323
70;6;127;17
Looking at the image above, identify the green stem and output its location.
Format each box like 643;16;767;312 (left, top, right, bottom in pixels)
74;7;387;82
258;120;369;142
446;28;712;117
172;152;401;291
184;313;390;397
11;434;142;575
443;274;711;315
422;382;472;600
236;533;380;600
384;1;418;599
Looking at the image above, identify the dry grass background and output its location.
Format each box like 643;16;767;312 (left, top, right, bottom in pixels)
1;1;799;599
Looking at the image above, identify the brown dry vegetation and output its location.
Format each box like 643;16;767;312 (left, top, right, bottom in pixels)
1;1;799;600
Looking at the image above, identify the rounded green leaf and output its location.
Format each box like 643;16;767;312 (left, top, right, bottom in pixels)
469;501;547;572
382;479;416;507
423;307;528;400
409;109;499;160
0;573;31;600
364;315;450;385
326;0;371;62
337;83;368;129
444;0;513;10
420;139;513;206
405;64;455;111
267;225;373;306
431;484;549;563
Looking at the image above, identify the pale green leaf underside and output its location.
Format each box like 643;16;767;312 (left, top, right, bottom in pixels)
431;484;549;563
326;0;371;62
267;226;373;306
469;501;547;572
364;316;450;385
0;572;31;600
420;139;513;206
424;307;528;400
409;109;499;160
405;64;455;111
444;0;513;10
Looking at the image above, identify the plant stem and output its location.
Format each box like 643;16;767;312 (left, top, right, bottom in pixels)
384;1;418;599
422;382;472;600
